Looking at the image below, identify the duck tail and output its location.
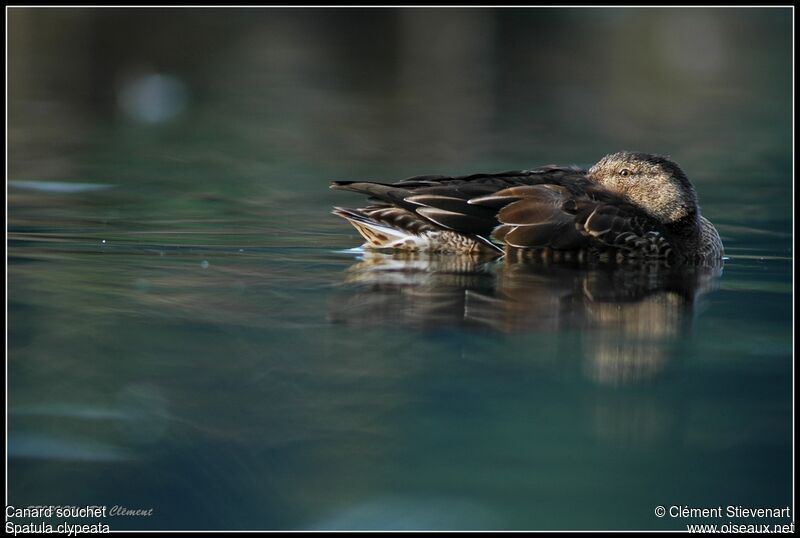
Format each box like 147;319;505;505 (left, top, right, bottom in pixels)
332;207;420;249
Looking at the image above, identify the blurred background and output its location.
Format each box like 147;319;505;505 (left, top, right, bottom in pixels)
8;7;793;531
9;8;792;201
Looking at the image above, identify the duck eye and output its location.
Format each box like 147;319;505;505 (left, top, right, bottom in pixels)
619;168;631;177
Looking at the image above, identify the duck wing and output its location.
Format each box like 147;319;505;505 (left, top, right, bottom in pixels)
472;184;670;255
330;166;590;238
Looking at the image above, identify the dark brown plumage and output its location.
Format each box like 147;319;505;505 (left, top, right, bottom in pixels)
331;152;723;264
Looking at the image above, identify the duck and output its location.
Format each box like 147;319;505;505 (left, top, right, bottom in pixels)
331;152;723;264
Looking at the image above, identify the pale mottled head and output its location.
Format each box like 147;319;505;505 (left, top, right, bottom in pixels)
587;152;698;223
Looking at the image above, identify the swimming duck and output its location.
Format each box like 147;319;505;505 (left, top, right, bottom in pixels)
331;152;723;263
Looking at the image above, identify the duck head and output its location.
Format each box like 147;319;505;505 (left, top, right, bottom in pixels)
587;152;699;224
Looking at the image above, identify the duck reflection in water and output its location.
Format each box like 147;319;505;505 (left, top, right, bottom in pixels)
330;250;722;386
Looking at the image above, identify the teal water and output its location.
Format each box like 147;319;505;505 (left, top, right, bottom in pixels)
7;8;793;531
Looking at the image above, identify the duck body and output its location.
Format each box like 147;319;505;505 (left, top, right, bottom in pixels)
331;152;723;264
